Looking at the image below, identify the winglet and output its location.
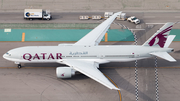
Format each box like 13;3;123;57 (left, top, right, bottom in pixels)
113;87;120;90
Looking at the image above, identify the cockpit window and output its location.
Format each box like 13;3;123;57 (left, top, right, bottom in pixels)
6;53;11;56
132;17;137;20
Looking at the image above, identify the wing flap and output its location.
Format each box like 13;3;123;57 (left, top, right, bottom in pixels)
61;60;120;90
150;52;176;62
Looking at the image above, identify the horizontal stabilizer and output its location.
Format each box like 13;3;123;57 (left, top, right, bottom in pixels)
150;52;176;62
164;35;176;48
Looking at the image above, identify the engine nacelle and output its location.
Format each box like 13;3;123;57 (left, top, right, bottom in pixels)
56;67;75;78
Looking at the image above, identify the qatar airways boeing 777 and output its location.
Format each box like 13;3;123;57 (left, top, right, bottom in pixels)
3;12;176;90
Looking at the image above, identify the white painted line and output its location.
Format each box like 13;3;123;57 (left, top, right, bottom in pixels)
129;29;145;30
175;16;180;18
4;28;11;32
175;21;180;24
143;16;155;18
146;84;148;91
146;23;165;25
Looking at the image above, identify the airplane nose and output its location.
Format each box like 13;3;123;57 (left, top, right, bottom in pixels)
3;53;8;59
3;54;6;59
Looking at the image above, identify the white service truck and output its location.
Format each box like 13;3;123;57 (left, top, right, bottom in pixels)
24;9;52;20
116;12;126;20
104;12;127;20
92;15;102;20
104;12;113;19
79;15;90;20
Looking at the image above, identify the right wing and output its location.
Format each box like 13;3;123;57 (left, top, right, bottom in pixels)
60;59;120;90
74;12;122;46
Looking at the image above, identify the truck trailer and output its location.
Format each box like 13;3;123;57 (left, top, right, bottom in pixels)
24;9;52;20
116;12;126;21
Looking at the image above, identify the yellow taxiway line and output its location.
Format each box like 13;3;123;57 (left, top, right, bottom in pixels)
103;73;122;101
105;33;108;42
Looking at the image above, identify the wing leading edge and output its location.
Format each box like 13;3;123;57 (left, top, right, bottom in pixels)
61;60;120;90
74;12;122;46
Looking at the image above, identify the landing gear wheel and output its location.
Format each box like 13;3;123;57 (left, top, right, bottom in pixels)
18;64;21;69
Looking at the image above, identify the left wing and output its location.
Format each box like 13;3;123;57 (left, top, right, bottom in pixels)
61;59;120;90
74;12;122;46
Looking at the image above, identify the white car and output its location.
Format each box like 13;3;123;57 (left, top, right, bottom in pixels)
127;16;140;24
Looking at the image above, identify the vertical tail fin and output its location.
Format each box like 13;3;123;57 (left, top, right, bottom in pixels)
143;22;174;48
164;35;176;48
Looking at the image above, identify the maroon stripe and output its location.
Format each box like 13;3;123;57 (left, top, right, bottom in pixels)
160;25;173;32
158;25;172;35
159;29;171;35
162;26;172;32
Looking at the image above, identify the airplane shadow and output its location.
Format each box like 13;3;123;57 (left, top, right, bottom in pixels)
99;68;154;101
23;58;180;101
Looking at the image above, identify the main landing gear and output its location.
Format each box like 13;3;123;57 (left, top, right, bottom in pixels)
18;64;22;69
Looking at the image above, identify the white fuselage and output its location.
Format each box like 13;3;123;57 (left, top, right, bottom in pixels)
3;45;173;64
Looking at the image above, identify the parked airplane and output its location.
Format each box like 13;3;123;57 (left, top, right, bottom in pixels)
3;12;176;90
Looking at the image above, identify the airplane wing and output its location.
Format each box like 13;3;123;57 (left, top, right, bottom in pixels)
74;12;122;46
60;59;120;90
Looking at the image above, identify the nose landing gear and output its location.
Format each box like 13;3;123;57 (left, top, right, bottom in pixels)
18;64;22;69
14;62;22;69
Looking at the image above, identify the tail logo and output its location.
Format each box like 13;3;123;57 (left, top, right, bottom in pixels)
61;73;65;77
148;25;172;48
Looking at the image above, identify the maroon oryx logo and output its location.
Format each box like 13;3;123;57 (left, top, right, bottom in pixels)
148;25;173;48
61;73;65;77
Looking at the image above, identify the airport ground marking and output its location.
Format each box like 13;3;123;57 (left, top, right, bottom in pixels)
103;73;122;101
143;16;155;18
105;33;108;42
155;57;159;101
22;32;25;42
129;29;145;30
146;23;166;24
2;66;180;69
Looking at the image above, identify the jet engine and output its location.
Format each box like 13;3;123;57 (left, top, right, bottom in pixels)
56;67;75;78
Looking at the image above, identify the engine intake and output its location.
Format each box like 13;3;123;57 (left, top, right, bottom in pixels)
56;67;75;78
